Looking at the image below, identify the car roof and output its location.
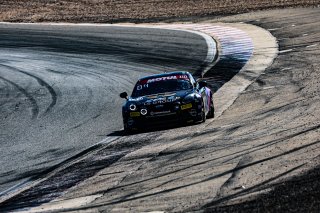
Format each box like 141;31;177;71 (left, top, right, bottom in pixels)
138;71;191;81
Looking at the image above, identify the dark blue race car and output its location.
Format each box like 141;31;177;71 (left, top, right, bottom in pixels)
120;71;214;132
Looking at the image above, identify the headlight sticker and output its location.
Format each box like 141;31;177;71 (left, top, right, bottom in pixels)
130;112;140;117
129;104;137;111
181;103;192;110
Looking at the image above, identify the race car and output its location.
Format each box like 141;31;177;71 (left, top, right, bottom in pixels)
119;71;214;132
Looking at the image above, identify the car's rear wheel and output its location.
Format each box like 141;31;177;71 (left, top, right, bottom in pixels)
201;108;206;122
207;95;215;119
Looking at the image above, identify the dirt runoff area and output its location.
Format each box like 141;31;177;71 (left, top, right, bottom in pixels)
0;0;319;23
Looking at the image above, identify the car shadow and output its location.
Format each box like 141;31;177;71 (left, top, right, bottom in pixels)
107;121;200;136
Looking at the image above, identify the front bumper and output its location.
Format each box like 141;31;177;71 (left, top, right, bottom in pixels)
123;102;202;129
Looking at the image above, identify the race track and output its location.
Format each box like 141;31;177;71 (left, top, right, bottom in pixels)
0;19;261;210
0;24;209;192
1;7;319;212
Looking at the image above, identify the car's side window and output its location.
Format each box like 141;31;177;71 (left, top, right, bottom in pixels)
189;74;196;88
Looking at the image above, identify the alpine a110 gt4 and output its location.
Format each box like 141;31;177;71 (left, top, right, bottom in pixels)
120;71;214;132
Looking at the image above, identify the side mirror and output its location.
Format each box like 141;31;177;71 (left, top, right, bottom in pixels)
120;92;128;99
198;81;207;89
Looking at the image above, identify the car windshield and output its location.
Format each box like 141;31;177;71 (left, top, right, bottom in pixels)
132;79;193;97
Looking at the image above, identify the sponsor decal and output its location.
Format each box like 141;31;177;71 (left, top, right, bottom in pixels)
146;95;158;99
167;96;176;102
154;97;166;104
144;96;178;105
155;105;164;109
139;75;189;84
144;100;152;105
129;97;144;101
164;93;176;97
150;110;171;115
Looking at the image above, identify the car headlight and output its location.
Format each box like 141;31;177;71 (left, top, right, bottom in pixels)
182;94;195;104
140;108;147;115
129;104;137;111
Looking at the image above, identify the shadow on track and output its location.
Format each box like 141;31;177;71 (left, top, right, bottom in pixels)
203;163;320;212
107;122;199;136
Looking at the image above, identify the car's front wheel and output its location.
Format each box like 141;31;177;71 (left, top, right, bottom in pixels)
194;101;206;123
123;119;134;135
123;124;130;134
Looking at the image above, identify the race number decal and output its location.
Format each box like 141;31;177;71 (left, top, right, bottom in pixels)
136;84;149;90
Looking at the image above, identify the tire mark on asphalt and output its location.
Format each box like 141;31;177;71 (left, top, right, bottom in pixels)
83;141;320;211
0;79;22;118
0;80;12;107
0;76;39;119
202;163;306;211
68;114;102;132
0;134;152;211
0;64;57;115
216;155;253;198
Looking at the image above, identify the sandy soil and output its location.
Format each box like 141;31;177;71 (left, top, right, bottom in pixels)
0;0;319;23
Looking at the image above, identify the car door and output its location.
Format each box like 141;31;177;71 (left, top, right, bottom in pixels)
196;83;209;114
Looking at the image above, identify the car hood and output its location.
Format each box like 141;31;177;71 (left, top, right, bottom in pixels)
128;90;192;105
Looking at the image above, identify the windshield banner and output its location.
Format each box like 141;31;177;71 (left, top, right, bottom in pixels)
139;75;189;84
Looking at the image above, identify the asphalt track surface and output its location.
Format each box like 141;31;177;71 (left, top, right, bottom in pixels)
0;24;209;193
0;21;259;210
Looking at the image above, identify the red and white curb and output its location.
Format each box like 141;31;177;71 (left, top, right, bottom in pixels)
120;23;259;117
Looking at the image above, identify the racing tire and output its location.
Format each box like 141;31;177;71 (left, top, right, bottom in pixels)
207;93;215;119
123;126;130;135
123;122;133;135
194;103;206;123
201;109;206;123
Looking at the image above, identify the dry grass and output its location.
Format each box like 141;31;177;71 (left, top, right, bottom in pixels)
0;0;319;22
